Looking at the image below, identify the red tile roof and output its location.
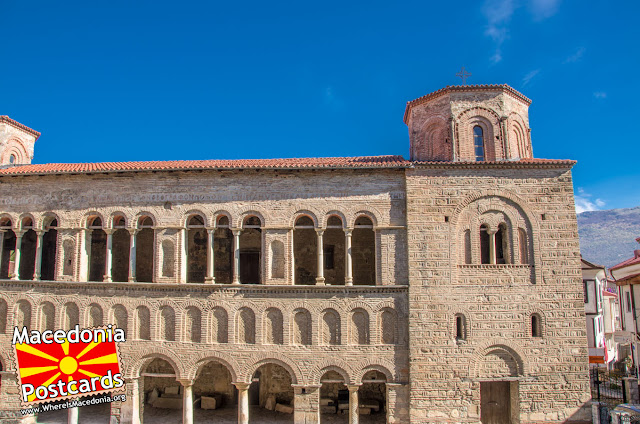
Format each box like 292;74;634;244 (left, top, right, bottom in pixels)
0;116;41;140
0;155;411;176
0;156;578;177
611;253;640;271
403;84;532;124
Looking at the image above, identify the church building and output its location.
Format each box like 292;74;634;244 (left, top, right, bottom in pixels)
0;84;591;423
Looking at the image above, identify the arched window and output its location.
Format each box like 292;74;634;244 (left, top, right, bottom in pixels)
531;314;542;338
136;216;155;282
294;216;317;285
187;214;207;283
480;225;490;264
9;154;16;164
455;314;467;341
353;216;375;285
239;215;262;284
495;223;508;264
473;126;485;161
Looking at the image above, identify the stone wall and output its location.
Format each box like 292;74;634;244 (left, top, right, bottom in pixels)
405;163;591;423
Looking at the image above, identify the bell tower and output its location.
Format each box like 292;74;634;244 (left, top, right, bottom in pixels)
0;116;40;166
403;84;533;162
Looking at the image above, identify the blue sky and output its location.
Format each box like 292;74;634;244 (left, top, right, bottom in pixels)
2;0;638;212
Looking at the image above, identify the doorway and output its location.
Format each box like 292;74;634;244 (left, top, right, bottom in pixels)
480;381;519;424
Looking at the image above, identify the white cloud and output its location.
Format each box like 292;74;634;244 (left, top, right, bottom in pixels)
575;188;606;214
522;69;540;86
593;91;607;99
482;0;560;63
529;0;561;20
482;0;515;64
564;47;586;64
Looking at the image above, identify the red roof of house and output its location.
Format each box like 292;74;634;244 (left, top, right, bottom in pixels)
0;116;41;139
403;84;532;123
611;253;640;271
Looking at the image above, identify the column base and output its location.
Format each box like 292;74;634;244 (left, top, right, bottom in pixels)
32;275;40;281
10;275;19;281
315;277;325;285
205;277;216;284
128;277;137;283
232;279;240;285
103;276;113;283
345;281;353;286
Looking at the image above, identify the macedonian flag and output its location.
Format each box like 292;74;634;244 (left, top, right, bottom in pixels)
14;327;123;405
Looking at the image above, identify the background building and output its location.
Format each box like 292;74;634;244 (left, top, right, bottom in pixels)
0;85;592;423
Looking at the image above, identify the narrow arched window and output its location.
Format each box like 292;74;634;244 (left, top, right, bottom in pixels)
9;154;16;164
495;223;508;264
473;126;484;161
531;314;542;337
480;225;490;264
455;314;466;341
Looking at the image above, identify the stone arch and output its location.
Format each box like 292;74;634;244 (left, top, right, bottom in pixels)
40;213;60;230
14;299;32;330
82;211;106;228
134;211;158;228
292;308;312;345
159;305;176;341
322;211;347;228
508;112;531;159
109;212;129;229
126;350;184;379
237;210;266;229
349;210;379;228
210;306;228;343
354;362;394;384
242;354;302;385
526;308;546;338
87;303;103;327
18;213;36;230
183;209;208;227
414;114;450;161
264;307;284;345
310;360;353;385
291;210;319;228
111;304;128;334
62;302;79;330
469;340;528;379
320;308;341;346
237;306;256;344
213;210;233;226
190;355;240;382
184;306;202;343
2;137;29;164
379;308;397;345
350;308;370;345
135;305;151;340
456;106;503;161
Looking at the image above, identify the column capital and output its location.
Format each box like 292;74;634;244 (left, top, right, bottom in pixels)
345;228;353;236
231;228;243;236
35;229;45;236
104;228;116;235
486;229;497;235
232;381;251;390
177;378;194;387
14;229;26;237
346;384;361;392
315;228;325;235
206;227;216;234
128;228;139;236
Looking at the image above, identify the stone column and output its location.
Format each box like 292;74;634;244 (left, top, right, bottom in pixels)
293;384;321;424
68;406;79;424
11;230;24;280
386;383;409;424
488;229;497;265
33;230;45;281
232;229;242;284
316;229;325;285
180;227;188;283
128;229;137;282
345;229;353;286
500;116;510;158
450;117;457;161
180;379;194;424
347;384;360;424
205;228;215;284
233;382;250;424
104;229;114;282
119;377;141;424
